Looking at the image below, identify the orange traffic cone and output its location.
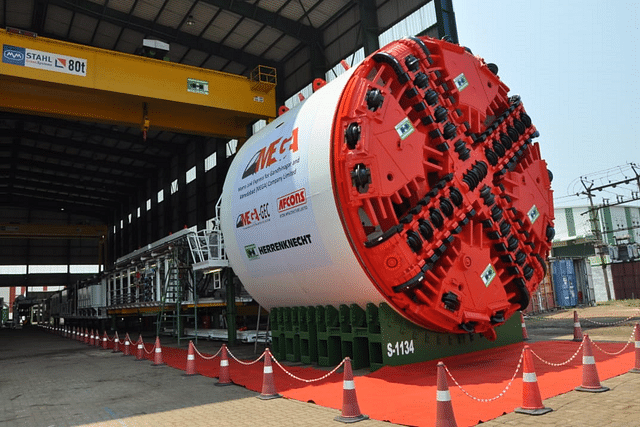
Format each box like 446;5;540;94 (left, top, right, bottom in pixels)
84;328;89;344
630;324;640;373
258;349;281;400
215;344;232;386
152;336;165;366
435;362;458;427
112;332;120;353
184;340;198;376
515;346;553;415
575;334;610;392
94;331;100;347
135;334;145;361
520;312;530;341
335;357;368;423
573;311;583;342
101;332;109;350
89;329;95;346
123;334;132;356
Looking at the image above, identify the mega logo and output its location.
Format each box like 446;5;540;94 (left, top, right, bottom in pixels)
242;127;299;179
2;45;25;65
277;188;307;213
236;203;270;228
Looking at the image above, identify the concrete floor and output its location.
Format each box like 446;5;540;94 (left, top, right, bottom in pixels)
0;327;393;427
2;302;640;427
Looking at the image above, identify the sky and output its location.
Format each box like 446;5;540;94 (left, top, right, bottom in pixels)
454;0;640;208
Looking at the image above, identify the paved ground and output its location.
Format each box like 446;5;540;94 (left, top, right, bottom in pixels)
0;327;392;427
1;301;639;427
483;301;640;426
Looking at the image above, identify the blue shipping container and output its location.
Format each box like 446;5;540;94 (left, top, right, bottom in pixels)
551;259;578;307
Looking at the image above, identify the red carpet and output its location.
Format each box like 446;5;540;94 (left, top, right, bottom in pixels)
136;339;634;427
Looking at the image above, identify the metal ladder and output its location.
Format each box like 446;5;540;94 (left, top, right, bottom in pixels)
156;250;193;345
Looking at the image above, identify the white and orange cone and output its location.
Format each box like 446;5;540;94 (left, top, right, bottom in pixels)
89;329;95;346
630;323;640;373
520;312;530;341
184;340;198;376
135;334;144;361
335;357;368;423
112;332;120;353
95;331;101;347
101;332;109;350
84;328;89;344
258;349;281;400
151;336;165;366
573;310;583;342
515;346;552;415
123;334;132;356
435;362;458;427
215;344;232;386
575;334;610;392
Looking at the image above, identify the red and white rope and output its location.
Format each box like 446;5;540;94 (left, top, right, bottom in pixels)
193;345;223;360
582;312;639;326
444;349;524;402
531;341;584;366
590;327;636;356
143;342;156;355
270;355;346;383
226;349;265;365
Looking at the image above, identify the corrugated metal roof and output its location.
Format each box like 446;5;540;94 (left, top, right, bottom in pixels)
109;0;137;14
0;0;438;220
132;1;161;21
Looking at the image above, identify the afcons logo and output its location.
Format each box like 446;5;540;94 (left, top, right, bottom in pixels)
277;188;306;213
2;45;26;65
242;127;299;179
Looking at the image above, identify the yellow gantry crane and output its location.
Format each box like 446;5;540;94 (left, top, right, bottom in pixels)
0;28;276;265
0;28;277;138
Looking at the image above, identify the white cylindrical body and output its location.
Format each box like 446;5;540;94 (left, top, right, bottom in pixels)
220;68;381;310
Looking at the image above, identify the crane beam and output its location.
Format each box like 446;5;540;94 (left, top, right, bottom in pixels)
0;29;276;138
0;223;108;239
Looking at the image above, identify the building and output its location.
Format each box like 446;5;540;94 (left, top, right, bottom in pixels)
551;204;640;304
